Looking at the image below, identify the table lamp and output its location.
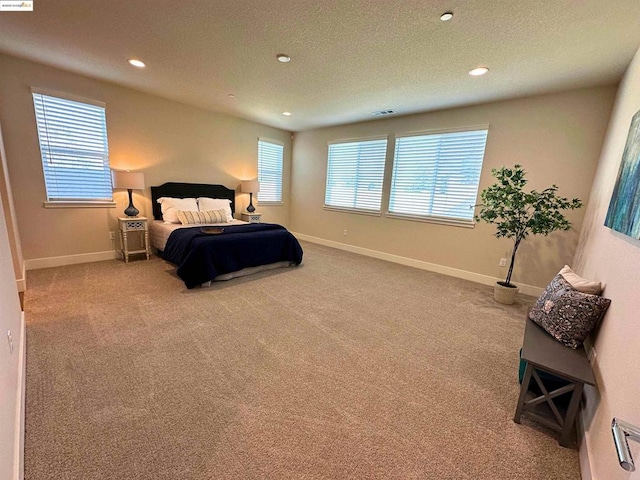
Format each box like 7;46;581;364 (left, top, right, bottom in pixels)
241;180;260;213
112;170;145;217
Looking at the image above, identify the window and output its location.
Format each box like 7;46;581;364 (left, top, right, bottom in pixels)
325;138;387;213
389;129;488;223
257;139;284;204
32;90;112;204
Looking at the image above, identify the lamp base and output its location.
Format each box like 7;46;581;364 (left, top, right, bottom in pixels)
247;192;255;213
124;206;139;217
124;189;139;217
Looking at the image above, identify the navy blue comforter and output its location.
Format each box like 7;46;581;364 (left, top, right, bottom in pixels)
162;223;303;288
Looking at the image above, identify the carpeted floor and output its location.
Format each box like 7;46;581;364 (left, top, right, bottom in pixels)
24;241;581;479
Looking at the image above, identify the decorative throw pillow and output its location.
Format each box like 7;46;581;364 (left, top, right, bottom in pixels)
559;265;602;295
529;274;611;349
197;197;233;222
177;209;227;225
157;197;198;224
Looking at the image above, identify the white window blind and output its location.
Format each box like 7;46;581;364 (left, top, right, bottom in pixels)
257;139;283;203
325;138;387;212
32;92;112;202
389;129;488;222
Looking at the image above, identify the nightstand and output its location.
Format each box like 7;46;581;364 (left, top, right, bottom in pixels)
118;217;150;263
240;211;262;223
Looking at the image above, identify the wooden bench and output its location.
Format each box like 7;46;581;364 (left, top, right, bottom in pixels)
514;317;595;448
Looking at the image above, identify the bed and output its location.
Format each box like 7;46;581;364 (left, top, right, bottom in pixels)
149;182;303;288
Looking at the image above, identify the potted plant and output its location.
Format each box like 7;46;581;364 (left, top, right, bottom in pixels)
475;165;582;304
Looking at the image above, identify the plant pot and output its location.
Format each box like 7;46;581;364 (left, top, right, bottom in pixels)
494;281;519;305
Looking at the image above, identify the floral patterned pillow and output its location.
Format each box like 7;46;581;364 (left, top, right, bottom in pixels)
529;274;611;349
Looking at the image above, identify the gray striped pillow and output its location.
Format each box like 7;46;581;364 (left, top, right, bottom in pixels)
177;209;227;225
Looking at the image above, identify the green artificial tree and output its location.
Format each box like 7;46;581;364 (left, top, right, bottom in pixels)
475;165;582;288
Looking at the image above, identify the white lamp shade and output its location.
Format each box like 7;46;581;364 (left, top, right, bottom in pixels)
241;180;260;193
112;170;145;190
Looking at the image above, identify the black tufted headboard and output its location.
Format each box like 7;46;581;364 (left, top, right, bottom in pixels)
150;182;236;221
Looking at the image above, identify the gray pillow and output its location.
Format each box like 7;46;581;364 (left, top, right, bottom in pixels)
529;274;611;349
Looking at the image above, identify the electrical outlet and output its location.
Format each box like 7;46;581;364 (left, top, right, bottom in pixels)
343;229;348;236
7;330;13;354
499;258;507;267
109;231;115;240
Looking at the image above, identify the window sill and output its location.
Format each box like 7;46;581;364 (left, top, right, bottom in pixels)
258;201;284;206
386;212;475;228
323;206;382;217
43;201;117;209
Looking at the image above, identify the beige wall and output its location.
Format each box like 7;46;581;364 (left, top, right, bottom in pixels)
0;119;24;290
574;46;640;479
0;170;24;478
0;53;291;262
290;87;616;290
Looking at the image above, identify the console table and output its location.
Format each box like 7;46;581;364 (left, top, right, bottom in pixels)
514;317;595;448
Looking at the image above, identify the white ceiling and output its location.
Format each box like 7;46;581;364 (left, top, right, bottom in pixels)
1;1;640;132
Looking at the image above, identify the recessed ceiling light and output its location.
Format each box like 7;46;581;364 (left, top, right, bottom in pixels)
440;12;453;21
276;54;291;63
282;111;292;116
469;66;489;76
227;93;235;98
128;58;146;68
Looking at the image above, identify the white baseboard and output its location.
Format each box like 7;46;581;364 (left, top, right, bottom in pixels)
16;262;25;292
293;233;543;297
25;250;117;270
14;311;25;480
577;412;592;480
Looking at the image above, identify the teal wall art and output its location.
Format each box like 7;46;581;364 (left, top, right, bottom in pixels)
605;109;640;238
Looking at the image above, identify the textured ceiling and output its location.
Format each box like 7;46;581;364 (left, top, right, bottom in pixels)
0;0;639;131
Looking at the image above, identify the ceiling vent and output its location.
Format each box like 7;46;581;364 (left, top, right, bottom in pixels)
373;110;396;116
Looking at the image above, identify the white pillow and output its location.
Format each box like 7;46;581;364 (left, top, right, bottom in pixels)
197;197;233;222
559;265;602;295
157;197;198;224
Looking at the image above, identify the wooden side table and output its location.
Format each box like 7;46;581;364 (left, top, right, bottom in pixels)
240;211;262;223
514;318;596;448
118;217;150;263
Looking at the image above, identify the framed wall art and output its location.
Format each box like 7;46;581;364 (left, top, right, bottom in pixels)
605;109;640;238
